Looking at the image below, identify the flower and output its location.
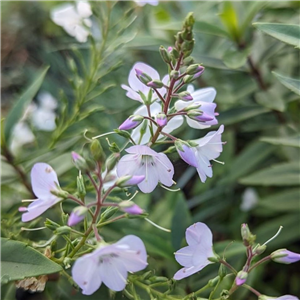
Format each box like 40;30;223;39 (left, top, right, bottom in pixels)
19;163;63;222
10;122;35;155
176;125;224;182
240;188;259;211
117;145;174;193
175;142;198;167
175;85;218;129
119;202;143;215
116;175;145;187
271;249;300;264
121;62;167;103
131;102;183;145
119;115;144;131
173;222;217;280
51;1;92;43
68;206;88;226
235;271;248;286
134;0;159;6
72;235;148;294
259;295;300;300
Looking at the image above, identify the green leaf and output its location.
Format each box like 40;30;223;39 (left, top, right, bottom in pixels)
4;66;49;141
260;135;300;148
255;88;285;112
171;192;192;250
239;162;300;186
257;189;300;212
194;21;231;38
253;22;300;48
223;48;250;69
217;106;270;125
272;72;300;96
1;238;62;283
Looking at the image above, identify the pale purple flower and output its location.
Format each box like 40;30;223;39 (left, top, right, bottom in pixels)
51;1;92;43
10;122;35;155
175;85;218;129
240;188;259;211
72;235;148;294
68;206;88;226
271;249;300;264
117;145;174;193
119;115;143;131
120;203;143;215
155;112;167;127
235;271;248;286
131;102;183;144
134;0;159;6
174;222;216;280
259;295;300;300
19;163;62;222
116;175;145;187
176;143;198;168
121;62;167;103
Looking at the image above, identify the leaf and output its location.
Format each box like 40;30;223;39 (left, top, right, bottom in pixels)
253;22;300;48
255;88;285;112
272;72;300;96
239;162;300;186
194;21;230;38
260;135;300;148
4;66;49;141
257;189;300;212
223;48;250;69
171;192;192;250
217;106;270;125
219;2;240;41
1;238;62;283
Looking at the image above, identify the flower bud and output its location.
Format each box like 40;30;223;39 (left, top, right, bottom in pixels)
183;103;201;111
147;80;164;89
218;263;227;279
271;249;300;264
67;206;88;227
135;69;152;85
54;226;71;235
183;56;194;66
90;140;105;163
187;110;214;122
119;115;144;131
72;152;90;172
175;140;198;167
253;243;267;255
235;271;248;286
159;46;171;63
119;202;143;215
183;75;194;84
116;175;145;187
76;174;86;198
44;219;60;231
126;212;149;219
105;153;120;172
241;223;256;246
186;64;204;75
178;91;193;101
155;113;167;127
100;206;118;222
170;70;180;80
208;276;220;287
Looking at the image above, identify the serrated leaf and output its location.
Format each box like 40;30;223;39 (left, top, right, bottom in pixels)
1;238;61;283
239;162;300;186
223;48;250;69
171;192;192;250
4;66;49;141
253;22;300;48
260;135;300;148
272;72;300;96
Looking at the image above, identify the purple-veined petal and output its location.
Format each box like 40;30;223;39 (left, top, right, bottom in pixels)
125;145;159;156
98;257;128;291
31;163;60;200
136;160;159;193
117;154;142;177
177;145;198;167
186;222;213;248
173;264;205;280
196;154;212;183
72;253;102;295
155;153;174;187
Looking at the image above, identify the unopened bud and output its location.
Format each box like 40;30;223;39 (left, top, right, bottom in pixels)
68;206;88;227
175;140;198;167
208;276;220;287
155;113;167;127
44;219;60;231
186;64;204;75
72;152;89;172
76;174;86;198
105;153;120;172
90;140;105;163
271;249;300;264
147;80;164;89
241;223;256;246
218;264;227;279
116;175;145;187
187;110;214;122
183;56;194;66
54;226;71;235
119;202;143;215
135;69;152;85
253;243;267;255
178;91;193;101
170;70;180;80
159;46;171;63
235;271;248;286
119;115;144;131
100;206;118;222
126;212;149;219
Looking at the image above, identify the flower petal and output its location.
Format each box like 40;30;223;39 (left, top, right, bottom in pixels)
117;153;142;177
192;87;216;103
174;245;197;267
186;222;213;248
72;253;102;295
136;161;159;193
31;163;60;200
173;264;205;280
121;84;143;102
155;153;174;187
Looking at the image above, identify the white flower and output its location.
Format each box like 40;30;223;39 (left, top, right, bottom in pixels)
240;188;259;211
10;122;35;155
134;0;159;6
51;1;92;43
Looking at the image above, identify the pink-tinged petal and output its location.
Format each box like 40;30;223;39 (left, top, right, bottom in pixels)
276;296;300;300
186;118;211;130
72;253;102;295
115;235;148;272
122;204;144;215
186;222;213;248
31;163;60;200
121;84;143;102
155;153;174;187
21;199;58;222
98;258;128;291
173;264;205;280
177;145;198;167
174;245;197;267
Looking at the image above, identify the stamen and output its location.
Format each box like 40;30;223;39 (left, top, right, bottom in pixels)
32;235;57;248
18;207;28;212
92;131;116;140
212;159;225;165
263;226;283;246
83;129;93;142
145;218;171;232
160;184;180;192
127;190;139;202
21;226;46;231
174;252;193;256
22;199;36;203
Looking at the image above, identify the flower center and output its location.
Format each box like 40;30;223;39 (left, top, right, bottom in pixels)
99;253;119;264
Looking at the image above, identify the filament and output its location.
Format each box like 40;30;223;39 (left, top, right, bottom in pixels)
263;226;283;246
145;218;171;232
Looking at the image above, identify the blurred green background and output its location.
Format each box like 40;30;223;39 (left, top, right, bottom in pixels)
1;1;300;300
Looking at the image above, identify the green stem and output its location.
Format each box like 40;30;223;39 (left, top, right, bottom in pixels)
134;281;177;300
184;283;211;299
242;284;261;297
248;255;271;273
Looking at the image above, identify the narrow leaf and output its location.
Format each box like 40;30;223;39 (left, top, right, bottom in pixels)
260;135;300;148
272;72;300;96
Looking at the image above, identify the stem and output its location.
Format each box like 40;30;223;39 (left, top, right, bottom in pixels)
247;56;267;91
67;194;85;206
242;284;261;297
184;283;211;299
160;131;177;141
134;281;177;300
248;255;271;273
219;259;237;274
153;88;166;104
97;214;126;228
